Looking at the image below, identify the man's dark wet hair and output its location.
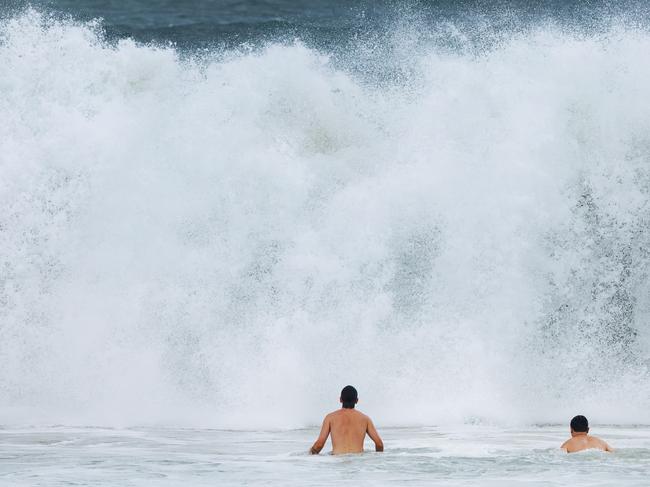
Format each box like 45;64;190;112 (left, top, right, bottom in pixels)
340;385;358;409
570;415;589;432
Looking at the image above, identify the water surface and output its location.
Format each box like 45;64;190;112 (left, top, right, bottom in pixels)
2;425;649;486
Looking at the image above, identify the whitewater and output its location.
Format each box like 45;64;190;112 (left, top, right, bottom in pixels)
1;8;650;483
2;7;650;427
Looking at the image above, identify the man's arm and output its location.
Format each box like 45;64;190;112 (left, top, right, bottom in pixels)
310;416;331;454
560;439;570;452
366;418;384;452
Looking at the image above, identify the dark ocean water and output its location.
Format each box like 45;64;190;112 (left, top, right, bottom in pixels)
4;0;650;49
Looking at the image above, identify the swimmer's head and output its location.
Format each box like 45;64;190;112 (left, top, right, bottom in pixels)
570;415;589;434
340;385;358;409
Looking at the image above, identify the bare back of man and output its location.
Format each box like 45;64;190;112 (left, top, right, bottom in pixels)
561;415;613;453
561;433;612;453
310;385;383;455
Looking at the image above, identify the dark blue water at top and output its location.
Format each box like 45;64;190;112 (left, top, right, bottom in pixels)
4;0;650;49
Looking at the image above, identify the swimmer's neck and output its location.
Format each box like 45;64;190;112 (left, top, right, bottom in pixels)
571;431;588;437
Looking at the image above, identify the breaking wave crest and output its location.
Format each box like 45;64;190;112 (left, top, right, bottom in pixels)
2;9;650;427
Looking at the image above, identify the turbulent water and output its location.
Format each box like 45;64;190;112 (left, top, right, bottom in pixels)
1;2;650;431
2;425;650;486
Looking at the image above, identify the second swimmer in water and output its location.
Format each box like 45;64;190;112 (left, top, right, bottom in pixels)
561;415;613;453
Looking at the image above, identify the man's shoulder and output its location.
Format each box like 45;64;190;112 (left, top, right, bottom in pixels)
324;410;338;419
350;409;372;425
588;435;608;447
356;410;371;421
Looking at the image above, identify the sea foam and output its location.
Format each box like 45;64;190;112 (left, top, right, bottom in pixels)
1;10;650;428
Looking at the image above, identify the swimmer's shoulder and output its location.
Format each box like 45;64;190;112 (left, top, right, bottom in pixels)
325;410;340;420
560;438;571;451
349;408;366;416
590;435;613;452
352;409;373;427
327;409;350;422
560;437;580;452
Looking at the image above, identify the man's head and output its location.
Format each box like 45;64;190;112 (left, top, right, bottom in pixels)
340;385;358;409
570;415;589;435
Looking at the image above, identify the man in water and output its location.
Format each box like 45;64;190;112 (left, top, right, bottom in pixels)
560;415;613;453
310;385;384;455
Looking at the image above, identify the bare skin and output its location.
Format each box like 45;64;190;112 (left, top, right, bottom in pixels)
310;399;383;455
561;430;613;453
